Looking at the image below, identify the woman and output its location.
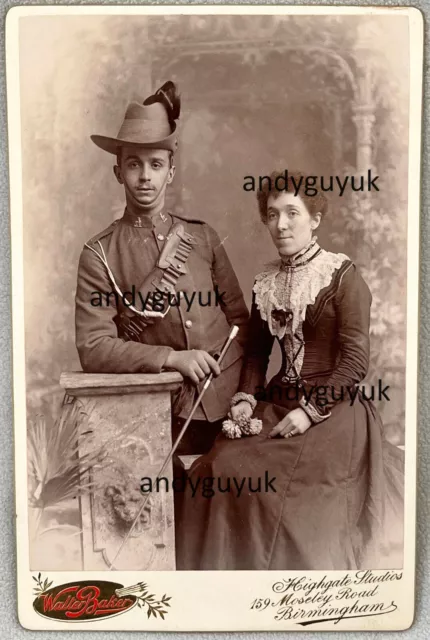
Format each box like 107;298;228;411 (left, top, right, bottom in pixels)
177;171;404;571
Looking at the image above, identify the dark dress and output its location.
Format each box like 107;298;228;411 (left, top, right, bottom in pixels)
177;250;404;570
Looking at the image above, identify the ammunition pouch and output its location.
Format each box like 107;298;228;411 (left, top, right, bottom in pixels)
115;222;196;342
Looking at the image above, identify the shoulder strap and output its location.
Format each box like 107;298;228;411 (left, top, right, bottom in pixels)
86;220;119;245
88;218;197;341
171;212;205;225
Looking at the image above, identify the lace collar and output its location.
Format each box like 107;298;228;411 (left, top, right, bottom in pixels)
253;242;350;338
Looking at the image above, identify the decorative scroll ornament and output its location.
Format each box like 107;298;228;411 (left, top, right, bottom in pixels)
32;574;172;621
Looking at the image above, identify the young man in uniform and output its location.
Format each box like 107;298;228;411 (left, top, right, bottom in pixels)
75;82;249;457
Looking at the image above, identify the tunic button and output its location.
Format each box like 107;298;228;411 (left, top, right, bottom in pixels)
157;234;165;241
185;320;193;329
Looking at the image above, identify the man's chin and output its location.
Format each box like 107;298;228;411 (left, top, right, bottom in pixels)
133;192;157;206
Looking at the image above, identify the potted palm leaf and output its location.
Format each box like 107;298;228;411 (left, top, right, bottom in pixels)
27;398;108;569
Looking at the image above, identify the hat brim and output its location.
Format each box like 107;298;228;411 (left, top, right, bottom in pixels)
91;132;178;155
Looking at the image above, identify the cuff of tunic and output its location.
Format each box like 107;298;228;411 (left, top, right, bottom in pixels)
144;346;174;374
230;391;257;412
299;397;331;424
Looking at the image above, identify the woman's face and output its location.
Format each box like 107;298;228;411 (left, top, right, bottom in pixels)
266;192;321;257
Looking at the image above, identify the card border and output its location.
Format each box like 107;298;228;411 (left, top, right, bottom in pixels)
6;4;423;632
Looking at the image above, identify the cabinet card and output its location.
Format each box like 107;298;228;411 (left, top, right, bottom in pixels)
7;4;422;632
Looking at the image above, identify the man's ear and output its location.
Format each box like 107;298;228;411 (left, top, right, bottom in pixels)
167;164;176;185
311;212;322;230
113;165;123;185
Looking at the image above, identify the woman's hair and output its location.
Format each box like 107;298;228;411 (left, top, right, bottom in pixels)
257;170;328;223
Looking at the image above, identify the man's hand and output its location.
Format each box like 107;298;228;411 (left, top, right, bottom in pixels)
230;401;253;421
268;407;312;438
165;350;221;385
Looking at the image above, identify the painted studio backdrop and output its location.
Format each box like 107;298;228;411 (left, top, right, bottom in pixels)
19;14;409;568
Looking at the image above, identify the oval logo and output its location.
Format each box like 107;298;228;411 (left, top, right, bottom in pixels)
33;580;136;621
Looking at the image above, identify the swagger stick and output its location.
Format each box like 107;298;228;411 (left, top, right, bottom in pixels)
108;324;240;570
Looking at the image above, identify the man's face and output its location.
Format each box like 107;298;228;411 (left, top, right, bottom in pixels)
114;146;174;208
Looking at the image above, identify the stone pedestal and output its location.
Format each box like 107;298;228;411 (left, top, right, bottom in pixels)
60;372;182;571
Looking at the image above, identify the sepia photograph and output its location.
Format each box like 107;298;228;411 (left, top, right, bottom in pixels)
8;5;422;631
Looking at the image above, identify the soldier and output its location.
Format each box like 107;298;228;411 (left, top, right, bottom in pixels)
75;81;249;457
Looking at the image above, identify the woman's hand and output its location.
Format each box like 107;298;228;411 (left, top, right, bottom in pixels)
230;401;253;421
268;407;312;438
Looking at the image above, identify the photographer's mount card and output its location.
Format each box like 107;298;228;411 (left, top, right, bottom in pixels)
8;5;422;631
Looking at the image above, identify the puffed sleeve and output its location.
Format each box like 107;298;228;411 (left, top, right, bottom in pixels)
236;291;275;398
300;263;372;421
205;224;250;348
75;245;173;373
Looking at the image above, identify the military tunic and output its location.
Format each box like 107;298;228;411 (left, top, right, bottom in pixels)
75;209;249;422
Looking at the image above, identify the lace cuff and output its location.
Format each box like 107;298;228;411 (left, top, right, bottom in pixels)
299;397;331;424
230;392;257;412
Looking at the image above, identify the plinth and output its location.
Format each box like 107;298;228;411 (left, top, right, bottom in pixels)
60;372;182;571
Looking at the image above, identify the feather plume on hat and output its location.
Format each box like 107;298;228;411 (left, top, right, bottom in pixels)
144;81;181;128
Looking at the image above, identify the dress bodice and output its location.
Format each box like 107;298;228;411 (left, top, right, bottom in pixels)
239;244;372;415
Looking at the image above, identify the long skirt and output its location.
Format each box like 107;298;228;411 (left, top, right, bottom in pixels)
176;396;404;570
